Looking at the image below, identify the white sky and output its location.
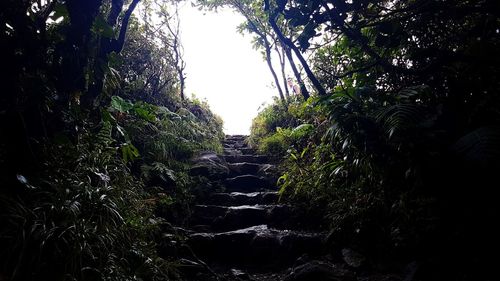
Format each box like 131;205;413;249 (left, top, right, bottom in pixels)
178;3;277;135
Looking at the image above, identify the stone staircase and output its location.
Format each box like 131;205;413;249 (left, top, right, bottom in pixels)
186;135;326;275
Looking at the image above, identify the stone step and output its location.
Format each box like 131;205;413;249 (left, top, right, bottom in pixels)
223;148;242;156
222;139;246;143
225;135;247;141
223;146;254;152
207;191;278;206
223;175;272;192
187;225;325;268
228;162;262;176
222;142;248;149
191;204;292;231
224;155;268;164
239;147;255;154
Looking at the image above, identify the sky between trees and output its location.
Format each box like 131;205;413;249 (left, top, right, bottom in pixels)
179;3;280;134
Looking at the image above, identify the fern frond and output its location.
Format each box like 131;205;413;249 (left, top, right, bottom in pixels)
140;162;176;183
96;121;113;147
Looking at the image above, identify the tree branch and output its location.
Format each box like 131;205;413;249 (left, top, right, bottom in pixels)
112;0;140;53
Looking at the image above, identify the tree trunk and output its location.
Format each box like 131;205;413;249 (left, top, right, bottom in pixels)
275;42;290;99
178;66;186;100
233;3;285;102
283;44;309;99
84;0;141;107
266;7;326;97
63;0;104;101
264;40;285;101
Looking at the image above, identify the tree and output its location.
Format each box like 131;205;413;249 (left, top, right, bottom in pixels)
199;0;313;100
85;0;141;107
274;38;290;99
263;0;326;96
238;1;286;101
157;1;188;100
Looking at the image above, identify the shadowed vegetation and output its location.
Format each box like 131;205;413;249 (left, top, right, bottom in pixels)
1;0;500;280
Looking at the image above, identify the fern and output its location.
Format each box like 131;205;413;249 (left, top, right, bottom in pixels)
141;162;177;184
96;121;114;147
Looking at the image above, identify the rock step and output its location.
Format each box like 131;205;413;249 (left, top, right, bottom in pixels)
224;155;268;164
223;174;273;192
223;148;255;155
191;204;292;231
224;139;246;143
222;143;248;150
222;139;247;144
239;147;255;154
227;162;272;176
225;134;247;139
223;148;242;156
188;225;325;268
207;191;278;206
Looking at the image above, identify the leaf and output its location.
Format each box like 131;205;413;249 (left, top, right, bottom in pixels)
291;124;314;140
97;121;113;146
374;103;427;139
110;96;134;113
133;105;156;122
300;147;309;158
101;109;116;123
92;15;114;38
121;143;140;163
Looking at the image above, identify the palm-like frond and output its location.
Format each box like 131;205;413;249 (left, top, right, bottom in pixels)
374;103;427;138
452;127;500;162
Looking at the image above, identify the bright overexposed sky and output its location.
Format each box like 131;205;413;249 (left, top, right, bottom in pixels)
178;3;277;135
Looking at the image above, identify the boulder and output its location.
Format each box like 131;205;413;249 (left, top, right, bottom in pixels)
190;151;229;180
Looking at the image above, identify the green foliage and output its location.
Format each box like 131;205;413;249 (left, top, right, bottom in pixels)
249;97;299;146
249;2;500;276
258;128;291;157
0;127;172;281
0;1;224;280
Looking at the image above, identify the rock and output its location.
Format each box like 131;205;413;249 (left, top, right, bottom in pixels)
224;148;242;156
228;162;263;176
257;163;279;186
207;191;278;206
224;155;268;164
216;205;270;230
257;163;278;177
284;261;355;281
191;204;290;231
342;248;366;268
240;147;255;154
188;225;325;266
190;205;227;225
267;205;301;230
224;175;270;192
190;151;229;180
